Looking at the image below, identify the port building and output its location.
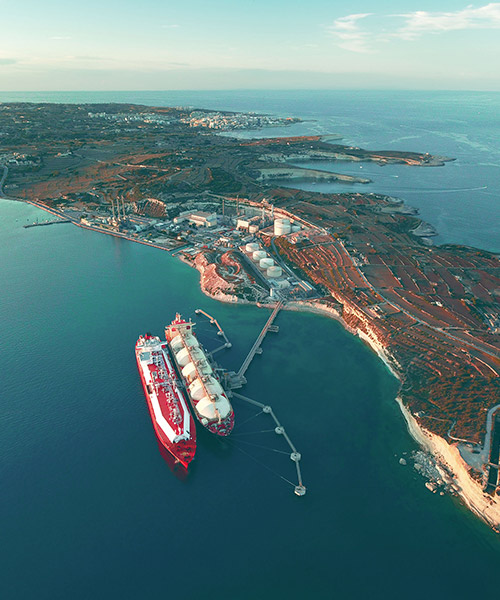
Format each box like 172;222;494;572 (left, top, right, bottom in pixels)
175;211;217;228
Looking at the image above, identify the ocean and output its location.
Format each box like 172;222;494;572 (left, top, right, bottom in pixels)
1;91;499;599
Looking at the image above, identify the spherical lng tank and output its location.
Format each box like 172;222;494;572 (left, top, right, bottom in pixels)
259;257;274;269
252;250;267;262
267;266;283;278
274;218;291;236
245;242;259;253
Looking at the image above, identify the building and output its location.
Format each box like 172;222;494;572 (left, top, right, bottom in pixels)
185;211;217;228
237;215;260;232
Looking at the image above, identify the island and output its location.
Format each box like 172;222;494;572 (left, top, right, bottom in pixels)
1;102;498;528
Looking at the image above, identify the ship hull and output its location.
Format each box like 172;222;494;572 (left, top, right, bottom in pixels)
136;360;195;468
135;337;196;468
203;409;234;436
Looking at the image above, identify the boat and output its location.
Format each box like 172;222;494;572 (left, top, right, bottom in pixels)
165;314;234;436
135;334;196;468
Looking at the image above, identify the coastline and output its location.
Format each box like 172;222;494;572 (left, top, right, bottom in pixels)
3;93;500;600
9;192;500;531
288;300;500;530
257;165;370;184
16;199;183;254
396;397;500;530
186;257;500;530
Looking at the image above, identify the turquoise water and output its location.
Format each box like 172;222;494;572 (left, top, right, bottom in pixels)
1;91;500;599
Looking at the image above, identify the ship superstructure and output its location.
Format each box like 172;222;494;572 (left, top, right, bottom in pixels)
136;334;196;467
165;314;234;436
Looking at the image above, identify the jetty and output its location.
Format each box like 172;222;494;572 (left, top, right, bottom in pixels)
237;301;283;379
24;219;71;228
194;309;232;355
232;392;306;496
195;302;305;496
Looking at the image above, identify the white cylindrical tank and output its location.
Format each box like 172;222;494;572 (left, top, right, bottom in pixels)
245;242;259;253
259;257;274;269
267;266;283;278
276;279;290;289
252;250;267;262
274;218;291;236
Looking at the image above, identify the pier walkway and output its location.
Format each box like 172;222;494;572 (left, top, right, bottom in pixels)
237;301;283;379
232;392;306;496
195;309;232;355
194;303;306;495
24;219;71;228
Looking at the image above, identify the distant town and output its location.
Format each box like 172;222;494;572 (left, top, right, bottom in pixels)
1;101;498;527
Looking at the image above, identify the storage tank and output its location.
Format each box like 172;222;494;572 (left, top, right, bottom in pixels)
245;242;259;253
267;266;283;278
252;250;267;262
274;218;291;236
176;346;203;368
259;257;274;269
276;279;290;289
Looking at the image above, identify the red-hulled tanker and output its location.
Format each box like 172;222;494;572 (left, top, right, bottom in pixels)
136;334;196;467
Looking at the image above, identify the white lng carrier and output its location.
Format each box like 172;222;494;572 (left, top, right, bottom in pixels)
165;314;234;436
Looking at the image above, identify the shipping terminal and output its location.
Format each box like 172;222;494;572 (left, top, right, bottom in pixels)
136;308;306;496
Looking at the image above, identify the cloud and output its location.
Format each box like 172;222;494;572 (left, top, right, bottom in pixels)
0;58;18;65
50;35;72;40
326;13;373;53
394;3;500;40
327;3;500;52
161;24;180;29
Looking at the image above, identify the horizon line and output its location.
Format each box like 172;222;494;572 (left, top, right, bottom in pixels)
1;87;500;93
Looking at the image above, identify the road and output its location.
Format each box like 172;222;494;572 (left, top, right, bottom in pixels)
0;166;9;197
332;237;500;371
269;237;318;296
483;404;500;462
276;221;499;374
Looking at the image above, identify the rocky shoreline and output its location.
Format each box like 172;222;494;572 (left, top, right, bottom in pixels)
257;166;371;184
22;194;500;531
288;299;500;531
397;398;500;530
184;258;500;531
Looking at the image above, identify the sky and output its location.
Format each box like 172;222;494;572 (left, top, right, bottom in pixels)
1;0;500;90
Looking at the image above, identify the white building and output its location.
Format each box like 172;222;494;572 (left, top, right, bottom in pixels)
186;211;217;228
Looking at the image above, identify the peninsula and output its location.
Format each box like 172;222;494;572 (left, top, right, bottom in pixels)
1;102;498;528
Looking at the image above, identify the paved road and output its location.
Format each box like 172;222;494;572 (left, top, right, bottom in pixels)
0;166;9;197
480;403;500;461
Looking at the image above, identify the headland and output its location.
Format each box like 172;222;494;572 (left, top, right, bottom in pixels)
1;101;498;528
